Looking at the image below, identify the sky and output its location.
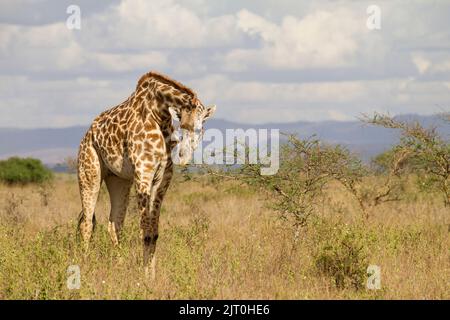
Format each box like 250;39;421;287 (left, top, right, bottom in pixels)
0;0;449;128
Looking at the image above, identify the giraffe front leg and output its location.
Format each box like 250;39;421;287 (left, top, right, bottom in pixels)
134;165;161;281
137;191;160;280
142;160;173;280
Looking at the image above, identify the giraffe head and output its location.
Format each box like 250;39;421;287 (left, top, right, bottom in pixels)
138;71;216;165
170;100;216;165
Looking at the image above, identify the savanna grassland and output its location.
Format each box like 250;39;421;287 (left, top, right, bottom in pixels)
0;172;448;300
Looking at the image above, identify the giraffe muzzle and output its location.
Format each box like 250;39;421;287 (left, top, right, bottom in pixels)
178;128;194;166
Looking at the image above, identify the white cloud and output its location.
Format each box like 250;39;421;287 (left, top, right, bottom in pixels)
0;75;131;128
0;23;85;72
222;8;369;70
94;52;168;72
0;0;244;76
191;74;450;123
81;0;243;50
412;54;431;74
192;74;367;104
411;53;450;75
0;0;449;127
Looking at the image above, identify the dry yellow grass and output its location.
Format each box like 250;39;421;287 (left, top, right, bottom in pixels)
0;173;448;299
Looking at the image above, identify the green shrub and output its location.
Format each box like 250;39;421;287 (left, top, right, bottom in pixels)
0;157;53;184
312;219;369;290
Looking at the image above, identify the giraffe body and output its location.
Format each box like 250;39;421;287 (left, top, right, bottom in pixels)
77;71;216;278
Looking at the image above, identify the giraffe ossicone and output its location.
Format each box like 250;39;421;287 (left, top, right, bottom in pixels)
76;71;216;279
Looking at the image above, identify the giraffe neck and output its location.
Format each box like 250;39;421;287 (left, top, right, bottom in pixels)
137;78;192;129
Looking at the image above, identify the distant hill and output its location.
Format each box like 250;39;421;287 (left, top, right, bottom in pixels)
0;114;448;169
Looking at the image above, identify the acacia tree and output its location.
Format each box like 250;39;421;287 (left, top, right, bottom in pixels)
362;112;450;206
227;134;405;232
239;136;351;230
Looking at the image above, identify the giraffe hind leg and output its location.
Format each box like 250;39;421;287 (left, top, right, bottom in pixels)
105;174;132;246
77;137;102;253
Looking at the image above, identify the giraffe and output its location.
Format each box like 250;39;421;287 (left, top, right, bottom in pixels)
77;71;216;278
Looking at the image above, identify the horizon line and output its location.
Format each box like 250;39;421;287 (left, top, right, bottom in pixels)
0;113;441;131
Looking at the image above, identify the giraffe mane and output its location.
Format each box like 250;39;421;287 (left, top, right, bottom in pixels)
137;71;197;99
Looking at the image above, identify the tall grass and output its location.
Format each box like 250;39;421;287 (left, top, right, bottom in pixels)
0;174;448;299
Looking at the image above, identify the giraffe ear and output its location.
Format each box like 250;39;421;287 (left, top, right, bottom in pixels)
203;105;216;121
168;106;180;121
